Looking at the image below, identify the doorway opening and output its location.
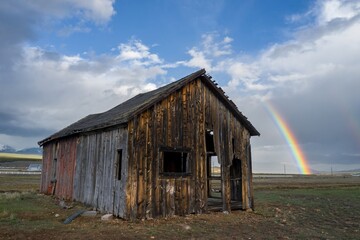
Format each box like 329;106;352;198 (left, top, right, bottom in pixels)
229;158;242;209
205;130;223;210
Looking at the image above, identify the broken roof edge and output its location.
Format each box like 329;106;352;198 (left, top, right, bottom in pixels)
200;74;260;136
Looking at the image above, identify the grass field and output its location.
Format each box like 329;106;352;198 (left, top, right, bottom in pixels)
0;152;42;162
0;174;359;239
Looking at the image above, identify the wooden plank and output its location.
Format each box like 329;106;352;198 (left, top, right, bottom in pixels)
93;133;102;210
174;178;181;215
73;137;82;201
146;109;153;219
198;80;206;213
39;144;48;193
241;158;248;210
181;86;187;147
224;111;232;213
98;132;107;211
181;178;189;215
248;144;254;210
188;81;195;213
137;113;146;218
130;117;139;219
168;178;175;217
125;121;134;219
160;179;166;217
154;102;164;217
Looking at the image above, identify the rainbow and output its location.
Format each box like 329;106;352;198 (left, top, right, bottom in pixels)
264;102;311;174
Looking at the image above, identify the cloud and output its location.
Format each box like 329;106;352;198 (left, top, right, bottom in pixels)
182;33;233;70
0;0;115;67
24;0;116;24
116;39;163;65
185;48;212;70
10;42;164;121
0;41;166;149
316;0;360;25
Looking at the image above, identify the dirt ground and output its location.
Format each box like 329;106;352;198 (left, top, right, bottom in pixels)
0;174;359;240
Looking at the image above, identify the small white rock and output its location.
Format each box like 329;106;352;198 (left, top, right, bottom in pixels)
101;213;114;221
55;214;60;218
183;225;191;230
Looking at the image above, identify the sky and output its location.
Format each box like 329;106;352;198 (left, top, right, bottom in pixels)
0;0;359;173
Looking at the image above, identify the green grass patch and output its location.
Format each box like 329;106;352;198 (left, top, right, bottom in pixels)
255;186;360;207
0;192;45;226
0;175;41;192
0;191;86;231
254;186;360;239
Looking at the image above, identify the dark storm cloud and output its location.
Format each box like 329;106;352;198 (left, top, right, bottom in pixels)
0;111;52;137
0;2;39;70
304;142;360;166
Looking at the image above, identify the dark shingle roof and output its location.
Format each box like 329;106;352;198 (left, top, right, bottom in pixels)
39;69;259;146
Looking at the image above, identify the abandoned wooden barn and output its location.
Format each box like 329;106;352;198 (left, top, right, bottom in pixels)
38;69;260;220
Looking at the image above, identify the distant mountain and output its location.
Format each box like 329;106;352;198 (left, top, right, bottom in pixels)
0;144;42;155
16;147;43;155
0;144;16;153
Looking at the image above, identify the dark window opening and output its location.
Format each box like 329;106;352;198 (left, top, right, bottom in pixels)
206;130;215;153
116;149;123;180
163;151;188;174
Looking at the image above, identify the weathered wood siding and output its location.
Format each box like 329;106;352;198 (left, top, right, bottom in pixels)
73;127;128;218
40;138;77;199
41;127;128;218
125;77;252;219
40;143;52;194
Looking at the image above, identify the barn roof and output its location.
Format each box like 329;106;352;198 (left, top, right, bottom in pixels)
39;69;259;146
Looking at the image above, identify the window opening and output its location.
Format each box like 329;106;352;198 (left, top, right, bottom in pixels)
206;130;215;153
116;149;123;180
163;151;188;173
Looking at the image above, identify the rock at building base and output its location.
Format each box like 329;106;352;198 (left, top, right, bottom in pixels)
101;213;114;221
